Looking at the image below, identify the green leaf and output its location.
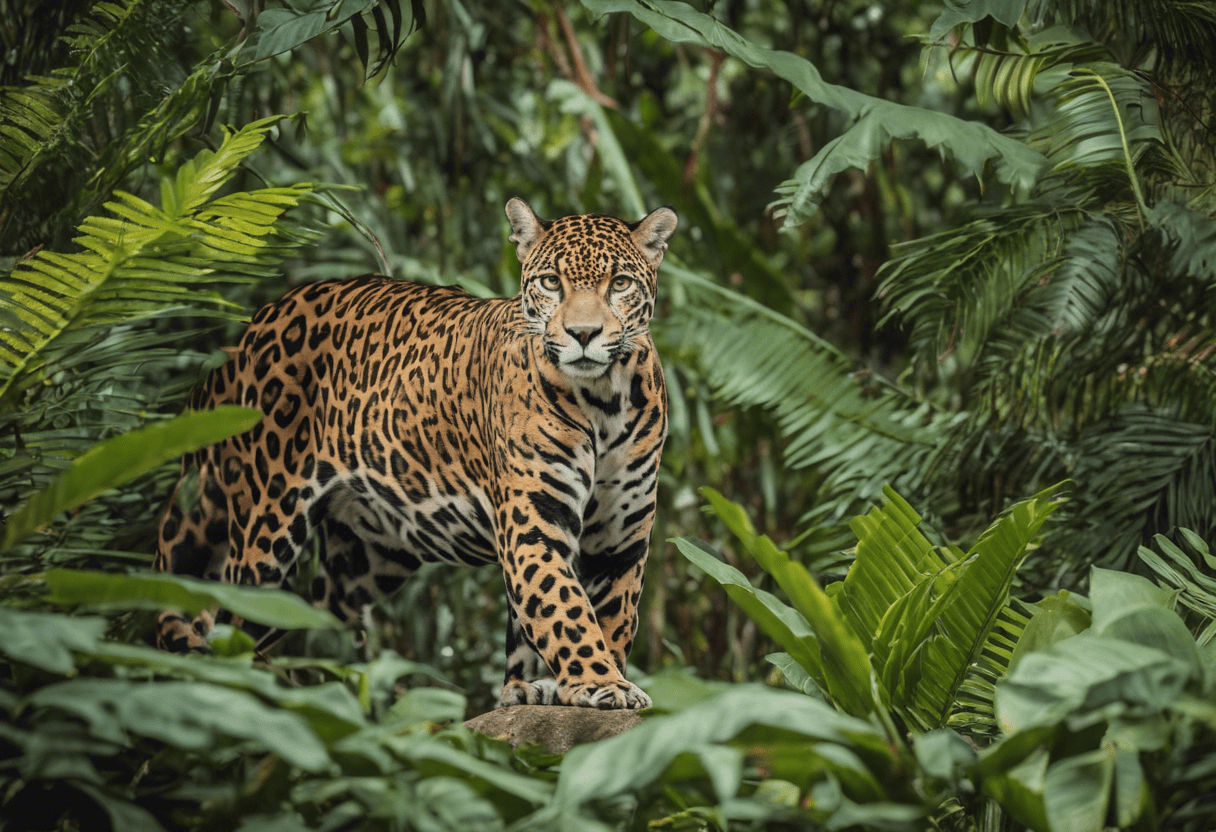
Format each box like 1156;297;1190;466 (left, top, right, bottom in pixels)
696;488;878;716
765;652;825;699
672;536;826;694
842;483;1066;731
1085;568;1202;674
2;406;261;549
86;641;366;742
1008;591;1092;672
929;0;1028;40
382;732;554;805
43;569;342;631
75;782;166;832
28;678;332;772
996;636;1192;735
912;729;976;781
248;1;380;62
0;606;106;674
538;685;892;822
1041;746;1114;832
982;748;1051;832
0;118;318;407
384;687;467;727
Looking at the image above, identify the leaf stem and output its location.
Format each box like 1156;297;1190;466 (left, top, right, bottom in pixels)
1072;69;1147;231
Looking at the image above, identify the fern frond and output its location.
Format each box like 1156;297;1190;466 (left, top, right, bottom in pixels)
0;0;199;253
0;118;316;409
1026;0;1216;79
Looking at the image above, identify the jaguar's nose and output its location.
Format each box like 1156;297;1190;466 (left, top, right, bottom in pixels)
565;324;602;348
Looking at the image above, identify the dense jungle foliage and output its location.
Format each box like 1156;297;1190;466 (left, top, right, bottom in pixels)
2;0;1215;829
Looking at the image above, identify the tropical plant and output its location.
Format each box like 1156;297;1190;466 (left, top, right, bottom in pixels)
974;565;1216;832
678;489;1216;831
0;118;322;579
586;0;1216;590
676;483;1065;739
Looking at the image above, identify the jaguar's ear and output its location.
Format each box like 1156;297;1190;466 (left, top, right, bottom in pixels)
505;198;550;263
630;206;678;268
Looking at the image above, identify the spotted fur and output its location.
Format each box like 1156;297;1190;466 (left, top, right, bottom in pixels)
153;199;677;709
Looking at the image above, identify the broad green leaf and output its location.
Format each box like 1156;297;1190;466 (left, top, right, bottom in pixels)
248;1;379;62
1088;567;1175;630
996;636;1192;735
1087;568;1202;671
0;607;106;674
43;569;342;631
383;732;554;805
384;687;466;727
636;668;734;712
672;536;825;690
982;748;1051;832
413;776;506;831
928;0;1028;40
539;685;892;822
912;729;976;781
75;782;166;832
1008;591;1091;671
2;406;262;549
765;652;825;699
88;641;366;742
698;488;877;717
352;650;454;715
1111;747;1151;828
1041;746;1114;832
28;678;331;771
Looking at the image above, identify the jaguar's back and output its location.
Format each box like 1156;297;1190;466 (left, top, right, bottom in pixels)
154;199;677;709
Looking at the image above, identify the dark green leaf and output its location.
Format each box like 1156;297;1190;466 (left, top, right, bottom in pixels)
2;406;261;549
43;569;342;630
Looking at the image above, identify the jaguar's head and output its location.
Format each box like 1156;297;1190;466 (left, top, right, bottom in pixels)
506;198;678;380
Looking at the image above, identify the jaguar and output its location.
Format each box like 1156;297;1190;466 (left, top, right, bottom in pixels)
153;198;677;709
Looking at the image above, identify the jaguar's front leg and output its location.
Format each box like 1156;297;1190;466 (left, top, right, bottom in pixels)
495;478;650;710
579;531;652;681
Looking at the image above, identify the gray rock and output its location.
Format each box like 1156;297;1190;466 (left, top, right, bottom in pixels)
464;704;643;755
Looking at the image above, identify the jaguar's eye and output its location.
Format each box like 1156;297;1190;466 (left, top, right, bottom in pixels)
538;274;561;292
610;276;633;292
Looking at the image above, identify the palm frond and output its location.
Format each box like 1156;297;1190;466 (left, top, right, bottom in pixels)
1026;0;1216;79
664;269;959;556
1066;410;1215;573
581;0;1048;228
1139;531;1216;643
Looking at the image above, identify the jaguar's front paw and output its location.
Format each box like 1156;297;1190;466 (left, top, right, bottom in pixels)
498;677;559;707
559;679;651;710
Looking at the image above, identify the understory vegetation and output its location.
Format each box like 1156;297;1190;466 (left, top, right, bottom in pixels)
2;0;1214;829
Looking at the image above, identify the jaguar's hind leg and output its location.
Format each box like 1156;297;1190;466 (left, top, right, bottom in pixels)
153;458;229;652
311;515;417;647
